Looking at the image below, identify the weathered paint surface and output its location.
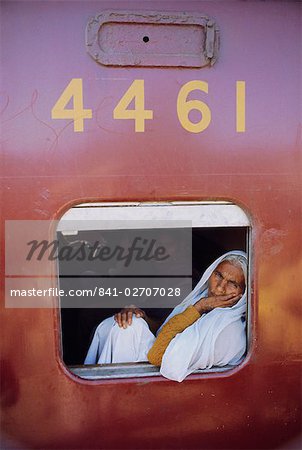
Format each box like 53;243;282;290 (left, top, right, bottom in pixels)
86;10;219;67
1;0;301;449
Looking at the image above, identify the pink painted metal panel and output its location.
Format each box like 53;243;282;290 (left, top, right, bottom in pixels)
1;0;301;449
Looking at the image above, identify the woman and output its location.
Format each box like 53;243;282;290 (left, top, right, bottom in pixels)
84;250;247;382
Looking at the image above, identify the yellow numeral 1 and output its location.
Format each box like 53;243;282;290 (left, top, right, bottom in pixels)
51;78;92;132
113;80;153;132
236;81;246;132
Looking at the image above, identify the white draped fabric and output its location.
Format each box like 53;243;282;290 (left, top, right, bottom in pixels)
159;250;247;381
84;250;247;382
84;316;155;364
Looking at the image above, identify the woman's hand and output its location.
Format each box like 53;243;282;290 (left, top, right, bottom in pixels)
114;305;146;328
193;293;242;315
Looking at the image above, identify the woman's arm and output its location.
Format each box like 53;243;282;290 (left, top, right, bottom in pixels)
147;306;201;366
114;305;163;334
147;293;242;367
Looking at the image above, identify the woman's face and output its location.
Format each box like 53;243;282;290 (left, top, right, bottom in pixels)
208;261;245;297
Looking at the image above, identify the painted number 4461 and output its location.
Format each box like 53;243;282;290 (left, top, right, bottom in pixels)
51;78;246;133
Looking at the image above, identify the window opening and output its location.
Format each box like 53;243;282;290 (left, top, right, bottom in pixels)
57;202;250;380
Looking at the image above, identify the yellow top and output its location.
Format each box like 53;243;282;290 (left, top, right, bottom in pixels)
147;305;201;366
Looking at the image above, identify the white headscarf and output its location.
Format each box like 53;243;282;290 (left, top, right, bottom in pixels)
159;250;248;382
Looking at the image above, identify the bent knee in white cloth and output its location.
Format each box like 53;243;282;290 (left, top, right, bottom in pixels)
84;315;155;364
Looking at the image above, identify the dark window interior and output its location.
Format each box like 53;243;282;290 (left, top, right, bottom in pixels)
58;227;247;365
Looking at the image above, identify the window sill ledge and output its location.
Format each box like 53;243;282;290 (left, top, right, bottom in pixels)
69;362;237;380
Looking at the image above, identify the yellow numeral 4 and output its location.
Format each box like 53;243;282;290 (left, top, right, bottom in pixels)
113;80;153;132
51;78;92;132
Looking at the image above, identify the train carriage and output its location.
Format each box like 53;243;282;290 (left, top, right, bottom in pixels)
1;0;301;449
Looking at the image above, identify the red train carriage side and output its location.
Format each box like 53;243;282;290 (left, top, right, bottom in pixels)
1;1;301;449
